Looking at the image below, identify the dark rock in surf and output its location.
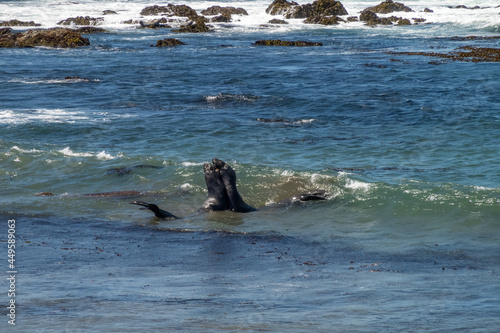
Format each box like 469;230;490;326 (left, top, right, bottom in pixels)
304;14;345;25
0;28;90;48
0;19;41;27
359;10;393;25
140;4;198;18
57;16;104;26
139;19;171;29
364;0;413;14
268;19;289;24
266;0;348;19
210;14;232;23
201;6;248;16
76;27;107;34
172;16;212;33
102;10;118;15
255;39;323;46
155;38;186;47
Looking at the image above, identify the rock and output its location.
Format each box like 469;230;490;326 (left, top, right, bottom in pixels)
0;19;41;27
268;19;289;24
57;16;104;26
359;10;393;25
423;8;433;13
102;10;118;15
397;18;411;25
201;6;248;16
347;16;358;22
211;14;232;23
139;19;171;29
0;28;12;35
364;0;413;14
266;0;348;25
76;27;107;34
172;16;212;33
255;39;323;46
155;38;186;47
304;15;345;25
140;4;197;18
0;28;89;48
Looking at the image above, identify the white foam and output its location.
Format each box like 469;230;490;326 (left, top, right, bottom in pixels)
9;146;42;154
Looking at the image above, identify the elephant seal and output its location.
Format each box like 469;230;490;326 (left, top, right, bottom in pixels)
212;158;256;213
202;162;229;211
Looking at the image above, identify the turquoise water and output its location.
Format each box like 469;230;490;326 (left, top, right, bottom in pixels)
1;0;499;331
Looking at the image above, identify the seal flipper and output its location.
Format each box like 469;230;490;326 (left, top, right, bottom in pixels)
202;162;229;211
130;201;180;220
212;158;256;213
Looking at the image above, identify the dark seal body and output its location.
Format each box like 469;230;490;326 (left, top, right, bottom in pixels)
202;162;229;211
212;158;256;213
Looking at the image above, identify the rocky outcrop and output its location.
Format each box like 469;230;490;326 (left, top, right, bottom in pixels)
359;9;413;26
172;16;212;33
255;39;323;46
210;14;232;23
266;0;347;25
201;6;248;16
76;27;107;34
140;4;197;18
155;38;185;47
57;16;104;26
0;19;41;27
102;10;118;15
139;19;172;29
364;0;413;14
268;19;289;24
0;28;89;48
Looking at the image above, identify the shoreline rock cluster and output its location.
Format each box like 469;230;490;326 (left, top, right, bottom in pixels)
0;1;497;50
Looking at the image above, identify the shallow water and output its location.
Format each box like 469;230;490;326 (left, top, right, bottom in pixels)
1;0;500;331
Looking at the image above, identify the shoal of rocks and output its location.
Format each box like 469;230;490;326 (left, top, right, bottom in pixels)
0;19;41;27
200;6;248;16
140;5;197;18
0;27;89;48
57;16;104;26
155;38;186;47
255;39;323;46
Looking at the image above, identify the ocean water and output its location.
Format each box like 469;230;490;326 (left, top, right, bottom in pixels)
1;0;499;331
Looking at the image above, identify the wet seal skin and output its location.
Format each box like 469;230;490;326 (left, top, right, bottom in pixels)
212;158;256;213
202;162;230;211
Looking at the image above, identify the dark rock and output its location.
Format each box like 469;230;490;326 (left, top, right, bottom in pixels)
397;18;411;25
412;18;426;24
139;19;171;29
172;16;212;33
102;10;118;15
57;16;104;26
201;6;248;16
268;19;289;24
364;0;413;14
255;39;323;46
347;16;358;22
0;19;41;27
304;15;345;25
155;38;186;47
211;14;232;23
0;28;12;35
359;9;393;25
0;28;89;48
76;27;107;34
266;0;348;24
140;4;197;18
423;8;433;13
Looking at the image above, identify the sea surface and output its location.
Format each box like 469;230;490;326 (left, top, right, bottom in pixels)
1;0;499;331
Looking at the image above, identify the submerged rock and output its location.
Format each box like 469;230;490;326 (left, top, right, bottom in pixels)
0;28;89;48
201;6;248;16
364;0;413;14
0;19;41;27
57;16;104;26
155;38;186;47
255;39;323;46
268;19;289;24
210;14;232;23
102;10;118;15
140;4;197;18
